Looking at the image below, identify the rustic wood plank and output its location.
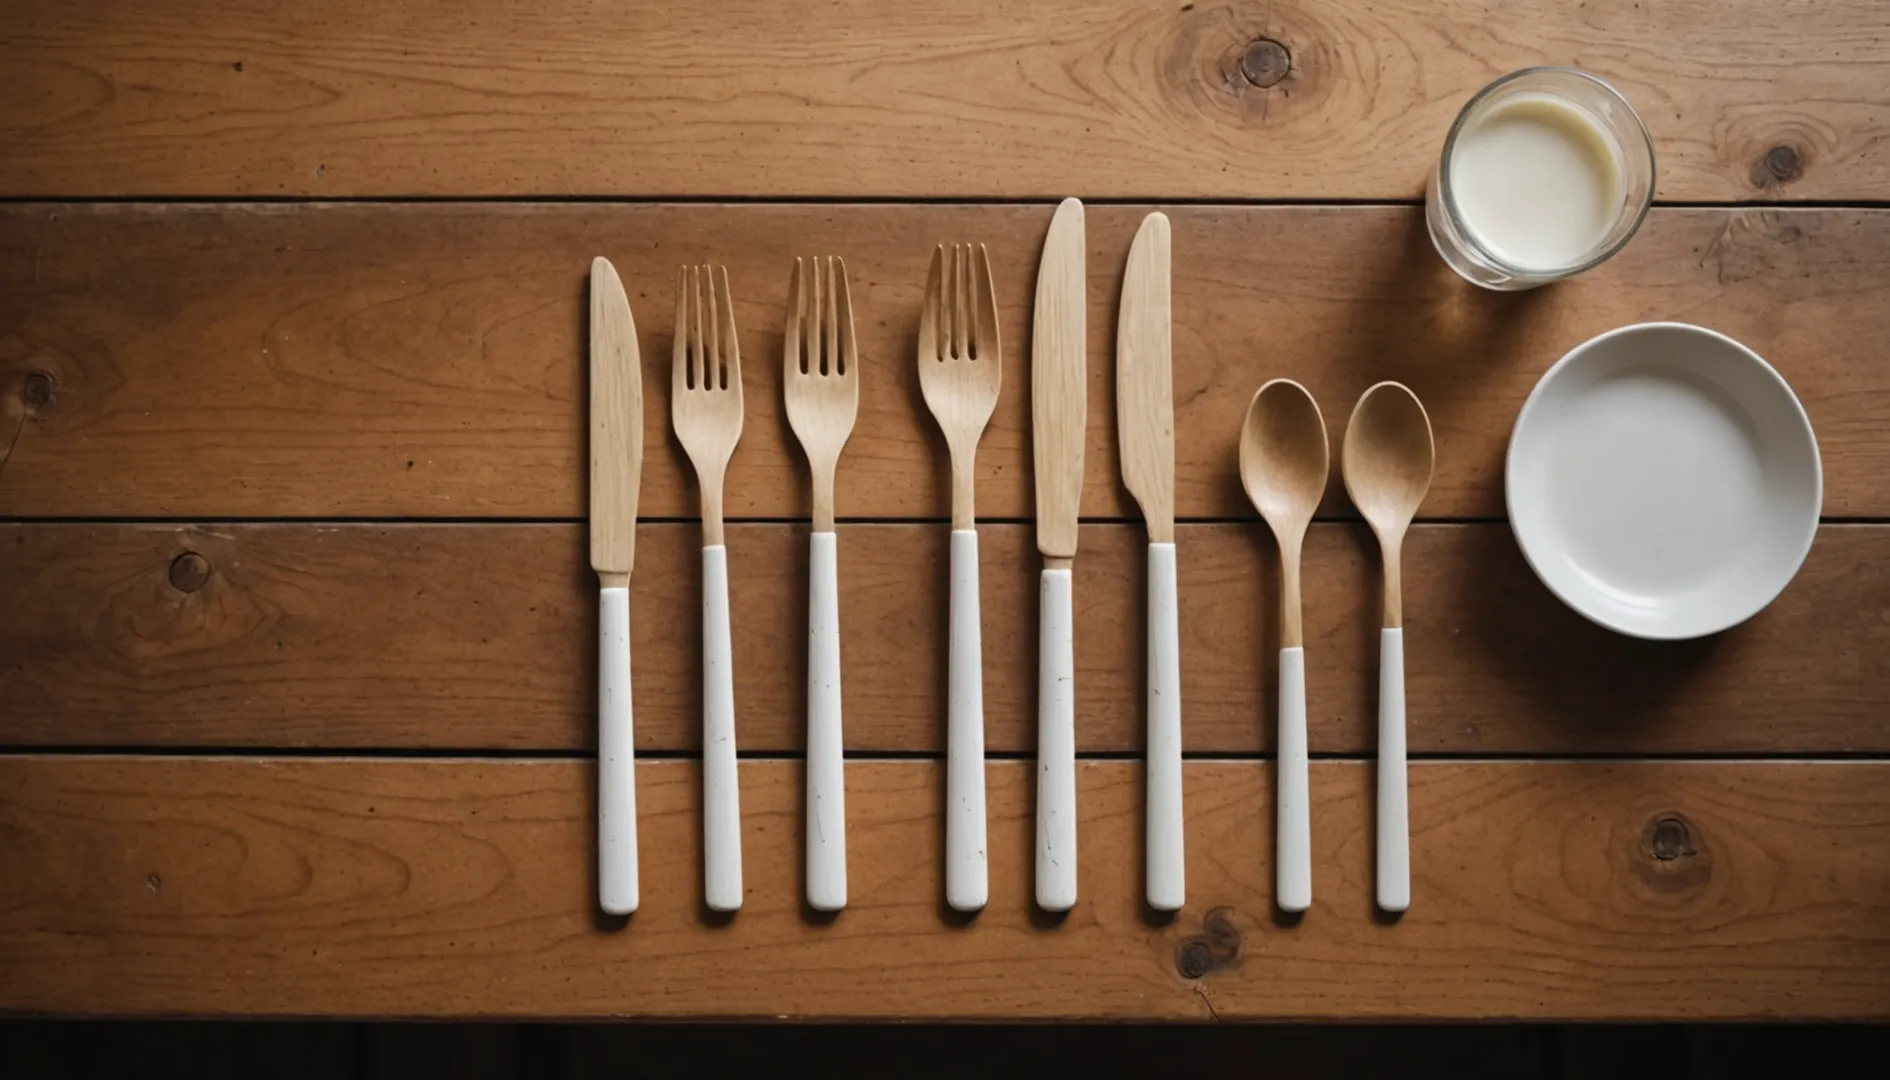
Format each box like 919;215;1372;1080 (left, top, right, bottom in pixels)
0;1;1882;199
3;757;1887;1020
5;523;1882;754
2;205;1885;520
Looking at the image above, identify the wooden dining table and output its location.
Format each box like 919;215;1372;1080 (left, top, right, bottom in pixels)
2;0;1888;1023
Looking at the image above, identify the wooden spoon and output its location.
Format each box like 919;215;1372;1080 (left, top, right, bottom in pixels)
1341;381;1435;914
1239;378;1328;914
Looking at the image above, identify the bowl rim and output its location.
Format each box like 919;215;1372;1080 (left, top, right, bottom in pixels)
1504;321;1823;640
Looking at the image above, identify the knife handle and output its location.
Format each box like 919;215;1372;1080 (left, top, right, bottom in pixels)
702;544;743;913
805;530;847;912
946;529;988;913
1377;627;1410;913
598;585;639;916
1036;567;1077;912
1277;645;1312;913
1145;542;1184;912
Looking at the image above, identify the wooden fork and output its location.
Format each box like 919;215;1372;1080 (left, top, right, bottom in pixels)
784;255;860;912
672;264;745;914
917;243;1001;913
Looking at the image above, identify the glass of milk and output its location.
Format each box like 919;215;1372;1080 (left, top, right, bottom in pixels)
1427;68;1655;290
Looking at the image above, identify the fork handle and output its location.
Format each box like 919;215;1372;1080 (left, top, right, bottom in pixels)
805;530;847;912
1036;566;1077;912
702;544;743;913
1145;542;1184;912
946;529;988;912
598;585;638;916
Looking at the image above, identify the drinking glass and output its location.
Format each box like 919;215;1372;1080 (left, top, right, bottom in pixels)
1426;67;1655;291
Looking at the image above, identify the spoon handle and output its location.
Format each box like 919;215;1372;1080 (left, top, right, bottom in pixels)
1277;646;1312;913
1377;627;1410;912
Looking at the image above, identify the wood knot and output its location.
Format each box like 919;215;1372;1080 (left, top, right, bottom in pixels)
20;371;54;413
1174;905;1243;980
1648;816;1695;861
1239;39;1291;88
1752;144;1804;187
168;551;211;594
1635;811;1710;890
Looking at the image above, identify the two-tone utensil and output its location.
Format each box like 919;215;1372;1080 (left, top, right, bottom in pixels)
1116;212;1184;913
784;255;861;913
1032;198;1086;913
590;256;643;917
918;244;1002;913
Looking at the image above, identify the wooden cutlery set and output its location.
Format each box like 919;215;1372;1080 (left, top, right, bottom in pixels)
589;199;1434;921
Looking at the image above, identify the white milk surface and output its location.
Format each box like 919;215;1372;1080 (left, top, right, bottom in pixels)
1449;93;1624;271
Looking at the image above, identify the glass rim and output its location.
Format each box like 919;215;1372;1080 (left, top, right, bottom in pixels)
1438;66;1658;281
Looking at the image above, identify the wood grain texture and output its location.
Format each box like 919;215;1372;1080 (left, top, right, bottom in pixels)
0;1;1883;199
587;257;640;579
3;204;1884;520
1116;211;1175;544
3;756;1888;1020
4;522;1883;754
1031;198;1087;561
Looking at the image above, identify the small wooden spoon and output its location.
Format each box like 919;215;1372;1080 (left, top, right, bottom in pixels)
1239;379;1329;914
1341;381;1435;915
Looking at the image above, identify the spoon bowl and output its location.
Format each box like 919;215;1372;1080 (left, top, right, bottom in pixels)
1240;379;1330;535
1343;382;1436;551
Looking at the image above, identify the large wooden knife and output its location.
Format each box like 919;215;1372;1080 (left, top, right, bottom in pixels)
590;256;642;916
1032;198;1085;913
1117;211;1183;912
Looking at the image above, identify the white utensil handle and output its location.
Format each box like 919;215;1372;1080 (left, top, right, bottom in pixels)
1277;645;1311;913
702;544;743;913
805;530;847;912
1377;627;1410;913
1145;542;1184;912
598;585;638;916
1036;567;1077;912
946;529;988;912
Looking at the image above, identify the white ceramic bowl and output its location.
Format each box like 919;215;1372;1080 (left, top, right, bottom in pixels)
1506;322;1821;639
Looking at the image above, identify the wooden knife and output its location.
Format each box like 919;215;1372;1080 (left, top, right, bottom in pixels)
590;256;642;917
1116;211;1183;912
1031;197;1085;913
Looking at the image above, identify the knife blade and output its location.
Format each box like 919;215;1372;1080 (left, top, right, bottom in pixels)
589;255;642;916
1116;211;1183;912
1032;198;1087;561
1031;197;1085;913
1117;212;1174;542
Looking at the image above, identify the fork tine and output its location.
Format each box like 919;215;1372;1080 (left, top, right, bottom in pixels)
687;264;703;391
785;258;804;376
973;243;1000;364
703;264;721;390
673;265;689;393
953;244;971;360
824;257;840;377
716;265;739;391
920;245;943;364
808;254;824;376
834;256;857;380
